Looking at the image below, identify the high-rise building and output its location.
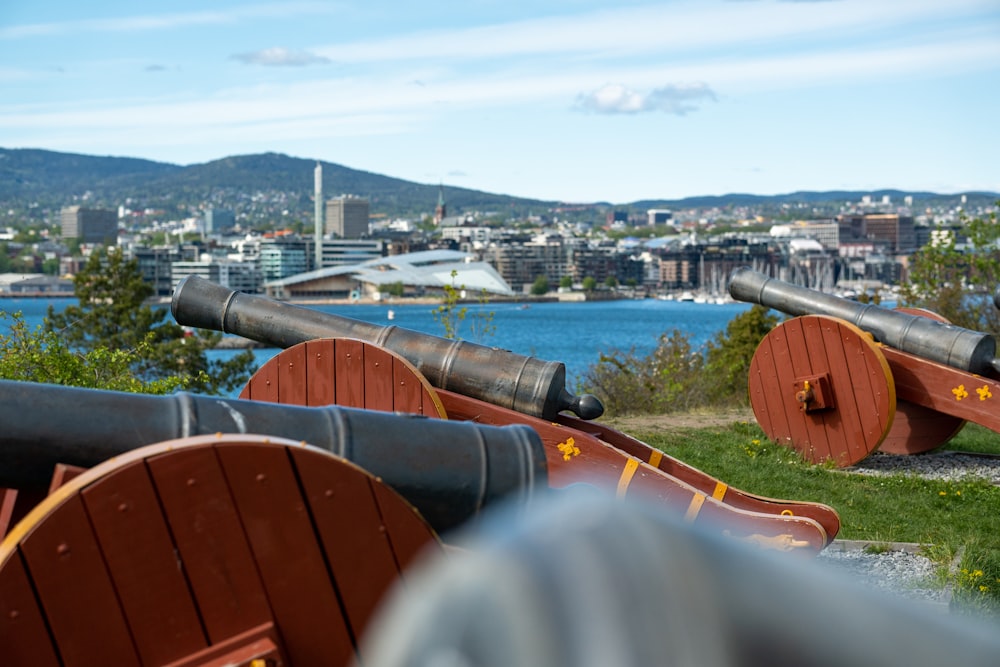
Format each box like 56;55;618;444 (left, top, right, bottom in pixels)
61;206;118;244
204;209;235;234
325;196;370;239
314;163;324;269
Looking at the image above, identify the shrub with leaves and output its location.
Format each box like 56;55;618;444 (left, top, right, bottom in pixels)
43;245;256;395
579;305;779;416
0;311;193;393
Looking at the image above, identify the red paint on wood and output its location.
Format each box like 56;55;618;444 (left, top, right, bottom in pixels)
19;494;141;666
216;442;355;667
0;551;61;667
146;446;272;643
305;339;337;406
277;341;308;407
334;339;366;409
364;344;395;412
291;448;409;653
81;460;207;665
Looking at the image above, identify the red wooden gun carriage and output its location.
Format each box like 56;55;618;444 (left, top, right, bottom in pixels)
729;267;1000;466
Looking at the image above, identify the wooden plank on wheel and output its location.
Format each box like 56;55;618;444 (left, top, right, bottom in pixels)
147;445;272;644
19;493;141;667
217;442;355;666
82;460;207;665
0;551;61;667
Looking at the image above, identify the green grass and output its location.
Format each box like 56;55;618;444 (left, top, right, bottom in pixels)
623;419;1000;619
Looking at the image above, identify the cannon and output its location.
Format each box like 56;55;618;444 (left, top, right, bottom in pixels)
0;433;448;666
729;267;1000;465
238;337;841;553
730;266;999;376
0;378;546;535
171;275;605;420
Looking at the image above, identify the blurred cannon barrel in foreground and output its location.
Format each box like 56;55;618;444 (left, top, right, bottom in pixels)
729;267;1000;376
171;276;604;420
0;379;546;533
363;490;1000;667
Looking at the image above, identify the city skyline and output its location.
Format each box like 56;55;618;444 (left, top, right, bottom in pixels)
2;0;998;204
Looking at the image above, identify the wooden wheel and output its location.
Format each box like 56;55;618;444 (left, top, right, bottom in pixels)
877;308;966;455
240;337;447;417
0;434;441;667
749;315;896;467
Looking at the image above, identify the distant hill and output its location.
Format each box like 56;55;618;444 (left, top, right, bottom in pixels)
0;148;556;218
632;190;999;210
1;147;995;219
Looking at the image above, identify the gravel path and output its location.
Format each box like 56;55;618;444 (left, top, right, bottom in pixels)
813;450;1000;608
847;451;1000;485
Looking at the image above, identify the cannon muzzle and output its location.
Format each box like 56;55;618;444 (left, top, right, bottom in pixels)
171;276;604;421
0;379;546;534
729;267;1000;376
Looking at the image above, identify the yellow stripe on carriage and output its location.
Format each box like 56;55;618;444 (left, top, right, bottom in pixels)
684;493;707;523
616;458;640;498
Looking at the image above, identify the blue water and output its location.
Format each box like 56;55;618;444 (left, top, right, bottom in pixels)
0;297;751;389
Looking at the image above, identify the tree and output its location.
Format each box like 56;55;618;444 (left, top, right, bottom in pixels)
559;276;573;289
382;281;405;298
582;276;597;292
0;311;191;393
604;276;618;289
531;275;550;296
703;305;780;403
900;204;1000;334
44;246;257;395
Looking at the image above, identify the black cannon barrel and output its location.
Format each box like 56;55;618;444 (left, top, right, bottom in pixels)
170;275;604;420
729;267;999;376
0;379;546;534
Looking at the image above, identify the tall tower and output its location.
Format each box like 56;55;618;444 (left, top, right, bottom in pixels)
434;184;446;225
314;163;324;270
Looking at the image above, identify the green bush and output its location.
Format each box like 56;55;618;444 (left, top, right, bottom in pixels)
579;305;778;416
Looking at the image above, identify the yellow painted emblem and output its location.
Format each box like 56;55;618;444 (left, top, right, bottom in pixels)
952;384;969;401
977;385;993;401
557;437;580;461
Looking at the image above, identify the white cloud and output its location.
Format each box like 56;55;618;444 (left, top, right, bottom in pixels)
0;3;337;40
575;83;717;115
311;0;995;65
231;48;331;67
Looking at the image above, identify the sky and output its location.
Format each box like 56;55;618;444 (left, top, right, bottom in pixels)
1;1;998;204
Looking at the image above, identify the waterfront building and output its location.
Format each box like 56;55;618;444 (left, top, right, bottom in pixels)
483;237;574;293
319;238;385;268
129;246;178;298
203;209;236;235
260;242;308;282
838;213;916;254
326;196;370;239
655;238;780;292
170;257;261;294
0;273;74;295
264;249;511;300
439;224;493;250
769;220;839;252
61;206;118;244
